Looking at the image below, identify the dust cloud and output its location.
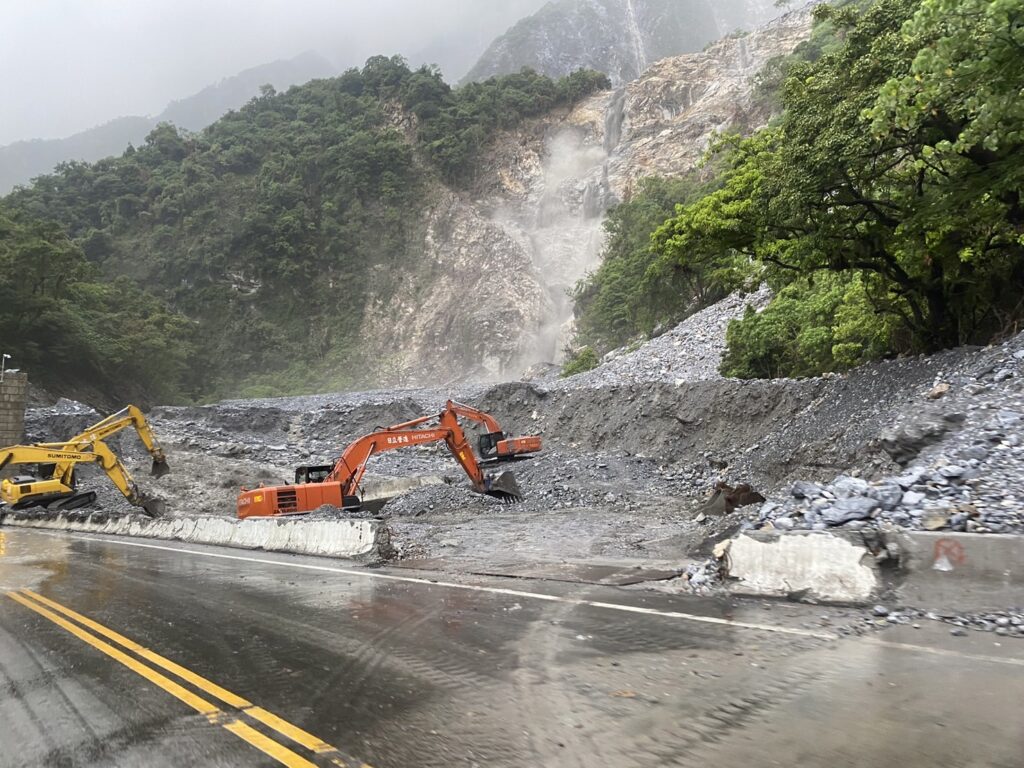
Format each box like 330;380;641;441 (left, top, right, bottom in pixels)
492;95;628;373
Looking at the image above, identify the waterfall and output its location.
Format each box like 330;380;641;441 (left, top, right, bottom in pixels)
604;88;628;152
624;0;648;77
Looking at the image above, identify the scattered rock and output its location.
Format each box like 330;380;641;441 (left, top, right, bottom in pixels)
994;410;1021;429
879;415;950;465
922;511;951;531
792;481;824;499
901;490;926;507
869;481;904;511
832;475;869;499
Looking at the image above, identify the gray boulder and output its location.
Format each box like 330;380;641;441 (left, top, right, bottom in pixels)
791;481;824;499
869;481;904;511
832;475;869;498
821;497;879;526
880;415;950;465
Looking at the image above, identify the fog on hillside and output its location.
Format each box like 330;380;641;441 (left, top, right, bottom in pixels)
0;0;547;145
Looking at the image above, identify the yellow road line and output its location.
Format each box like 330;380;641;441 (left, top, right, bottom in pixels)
6;590;348;768
22;589;341;757
6;591;221;717
244;705;339;756
223;721;321;768
24;589;249;706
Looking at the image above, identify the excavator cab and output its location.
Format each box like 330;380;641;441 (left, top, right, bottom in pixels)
477;431;505;461
294;465;333;484
2;470;96;511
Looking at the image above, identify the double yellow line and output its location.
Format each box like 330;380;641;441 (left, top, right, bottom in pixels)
6;589;369;768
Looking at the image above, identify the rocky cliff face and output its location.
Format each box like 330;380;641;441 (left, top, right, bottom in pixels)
463;0;782;86
575;10;815;192
360;188;548;386
360;8;813;386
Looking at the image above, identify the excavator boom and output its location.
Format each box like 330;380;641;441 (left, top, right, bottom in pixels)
56;405;170;479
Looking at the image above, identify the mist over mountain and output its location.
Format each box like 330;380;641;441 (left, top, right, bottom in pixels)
0;0;550;193
0;53;335;194
464;0;783;85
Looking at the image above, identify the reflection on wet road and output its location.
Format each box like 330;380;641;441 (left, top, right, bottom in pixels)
0;529;1021;767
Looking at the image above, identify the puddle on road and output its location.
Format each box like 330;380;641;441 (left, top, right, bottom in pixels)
0;529;71;591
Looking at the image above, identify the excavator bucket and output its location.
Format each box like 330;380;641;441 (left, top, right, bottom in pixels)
485;471;523;503
140;496;166;518
151;458;170;478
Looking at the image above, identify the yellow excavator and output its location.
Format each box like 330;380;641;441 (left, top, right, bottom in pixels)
0;405;169;517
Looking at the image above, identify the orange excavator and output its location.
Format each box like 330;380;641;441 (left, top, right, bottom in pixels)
444;400;541;463
236;400;541;519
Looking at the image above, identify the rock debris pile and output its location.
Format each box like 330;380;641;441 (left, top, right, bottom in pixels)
382;483;498;517
560;286;771;388
15;288;1024;580
751;340;1024;535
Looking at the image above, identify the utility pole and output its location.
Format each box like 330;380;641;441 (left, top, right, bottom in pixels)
0;354;9;383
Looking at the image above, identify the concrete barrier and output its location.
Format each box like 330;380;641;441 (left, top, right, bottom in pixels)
722;530;881;604
891;531;1024;612
0;511;390;561
722;528;1024;610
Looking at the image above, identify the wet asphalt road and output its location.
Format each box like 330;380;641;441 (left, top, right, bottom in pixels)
0;528;1022;768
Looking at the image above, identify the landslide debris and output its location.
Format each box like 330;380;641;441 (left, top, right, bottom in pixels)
558;286;771;388
20;290;1024;568
750;340;1024;535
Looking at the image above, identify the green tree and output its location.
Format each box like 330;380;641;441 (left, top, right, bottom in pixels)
721;273;899;378
0;204;194;403
573;174;727;351
561;346;600;377
3;57;603;399
653;0;1024;377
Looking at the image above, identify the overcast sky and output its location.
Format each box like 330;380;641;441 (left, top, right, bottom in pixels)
0;0;547;146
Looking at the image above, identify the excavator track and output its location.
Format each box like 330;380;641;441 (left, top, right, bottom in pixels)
11;491;97;511
56;492;99;511
478;455;535;467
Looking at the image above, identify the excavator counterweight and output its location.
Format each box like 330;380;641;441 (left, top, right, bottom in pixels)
237;401;541;518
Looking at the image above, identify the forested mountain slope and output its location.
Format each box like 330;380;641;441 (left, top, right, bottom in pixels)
2;59;607;402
